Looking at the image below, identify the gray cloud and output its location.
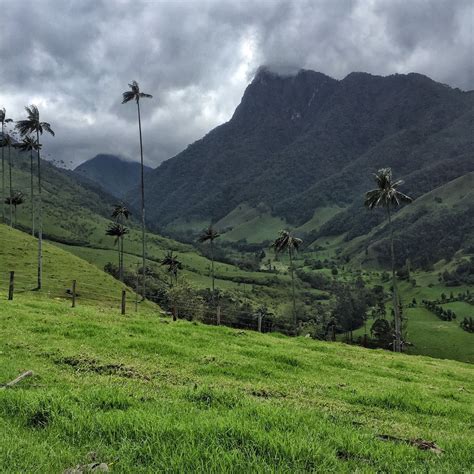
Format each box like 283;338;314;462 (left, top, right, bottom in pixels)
0;0;472;168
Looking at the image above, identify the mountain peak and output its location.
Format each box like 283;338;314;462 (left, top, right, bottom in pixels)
75;154;152;199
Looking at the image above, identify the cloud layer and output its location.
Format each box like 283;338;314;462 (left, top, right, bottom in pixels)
0;0;472;167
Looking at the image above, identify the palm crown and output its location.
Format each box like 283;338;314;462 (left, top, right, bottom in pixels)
364;168;412;210
106;222;129;244
0;108;13;126
5;191;24;206
198;226;221;243
112;204;131;221
272;230;303;255
161;251;182;275
16;105;55;137
1;133;14;147
122;81;153;104
15;135;42;152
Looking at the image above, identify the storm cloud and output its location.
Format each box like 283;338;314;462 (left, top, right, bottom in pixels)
0;0;472;167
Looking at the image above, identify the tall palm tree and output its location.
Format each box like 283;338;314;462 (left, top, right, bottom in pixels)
272;230;303;327
198;226;221;294
15;136;41;236
122;81;152;300
111;204;130;281
5;191;24;227
106;222;129;282
0;108;13;224
1;134;15;227
365;167;412;352
16;105;55;290
160;251;182;286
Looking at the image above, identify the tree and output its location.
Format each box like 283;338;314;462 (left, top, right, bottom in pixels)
1;134;15;226
112;203;131;223
105;223;129;282
15;136;42;236
161;251;182;286
197;226;221;294
16;105;55;290
122;81;152;300
272;230;303;327
166;281;205;321
365;168;412;352
0;108;13;224
4;191;25;226
110;204;130;281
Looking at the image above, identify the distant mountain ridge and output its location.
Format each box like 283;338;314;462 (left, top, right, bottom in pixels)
125;67;473;266
75;154;151;199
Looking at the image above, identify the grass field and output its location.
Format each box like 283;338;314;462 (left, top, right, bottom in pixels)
0;225;156;312
0;295;473;473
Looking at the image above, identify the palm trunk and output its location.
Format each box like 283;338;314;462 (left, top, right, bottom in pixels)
120;236;124;282
36;129;43;290
14;204;17;227
136;99;146;300
1;122;4;224
289;249;297;328
117;240;121;281
387;207;401;352
8;145;12;227
30;149;34;236
210;239;215;295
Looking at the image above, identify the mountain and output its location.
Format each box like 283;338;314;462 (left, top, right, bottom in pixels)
75;154;151;199
131;67;473;266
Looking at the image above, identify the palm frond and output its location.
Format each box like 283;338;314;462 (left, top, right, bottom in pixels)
365;168;412;211
41;122;55;136
122;91;136;104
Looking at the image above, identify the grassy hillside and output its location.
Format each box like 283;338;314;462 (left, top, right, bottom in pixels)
0;295;473;472
0;224;153;311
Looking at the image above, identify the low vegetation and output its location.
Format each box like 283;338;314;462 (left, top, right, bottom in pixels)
0;296;473;472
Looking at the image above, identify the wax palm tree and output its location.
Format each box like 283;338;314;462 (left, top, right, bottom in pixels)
0;108;13;224
198;226;221;294
272;230;303;327
106;222;129;282
16;105;55;290
5;191;24;227
111;204;130;281
122;81;152;300
1;134;15;227
15;136;41;236
161;251;182;286
365;167;412;352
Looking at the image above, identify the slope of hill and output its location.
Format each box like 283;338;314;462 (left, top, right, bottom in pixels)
132;68;473;252
341;173;474;268
75;154;151;199
0;294;473;472
0;224;146;309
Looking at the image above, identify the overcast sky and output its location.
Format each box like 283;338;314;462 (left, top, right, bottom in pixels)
0;0;472;168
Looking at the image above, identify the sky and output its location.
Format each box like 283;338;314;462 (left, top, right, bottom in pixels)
0;0;472;168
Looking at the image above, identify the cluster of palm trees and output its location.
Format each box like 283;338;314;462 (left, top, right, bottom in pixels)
1;105;55;289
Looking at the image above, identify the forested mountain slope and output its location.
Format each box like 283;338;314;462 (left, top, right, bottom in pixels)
134;68;473;238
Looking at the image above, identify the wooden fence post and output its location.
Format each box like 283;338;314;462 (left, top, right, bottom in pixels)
121;289;126;315
216;305;221;326
72;280;76;308
8;271;14;300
